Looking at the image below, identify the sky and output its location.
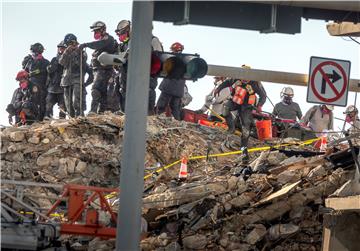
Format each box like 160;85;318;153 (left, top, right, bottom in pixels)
1;1;359;131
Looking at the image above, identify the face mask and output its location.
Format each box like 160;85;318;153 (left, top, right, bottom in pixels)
345;115;353;123
94;31;103;40
32;53;43;60
321;107;331;114
20;81;28;90
119;33;129;42
58;48;65;55
283;96;292;105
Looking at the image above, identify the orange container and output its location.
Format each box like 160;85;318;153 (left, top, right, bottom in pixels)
256;120;272;140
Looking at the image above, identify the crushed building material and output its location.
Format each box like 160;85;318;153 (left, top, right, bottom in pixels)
1;113;357;250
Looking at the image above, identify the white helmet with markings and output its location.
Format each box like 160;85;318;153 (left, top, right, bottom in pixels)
280;87;294;97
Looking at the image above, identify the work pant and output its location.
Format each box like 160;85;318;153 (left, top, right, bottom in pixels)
64;84;86;117
106;82;121;112
33;84;47;121
224;101;254;148
45;92;66;118
90;69;113;113
148;77;158;115
156;92;182;120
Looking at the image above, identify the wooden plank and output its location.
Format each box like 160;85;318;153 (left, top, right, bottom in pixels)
254;181;301;206
325;195;360;211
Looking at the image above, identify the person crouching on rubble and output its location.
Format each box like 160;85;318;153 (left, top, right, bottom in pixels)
195;76;230;122
344;105;360;145
6;70;41;125
301;104;334;136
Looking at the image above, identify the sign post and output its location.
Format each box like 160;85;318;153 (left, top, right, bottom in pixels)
307;56;351;107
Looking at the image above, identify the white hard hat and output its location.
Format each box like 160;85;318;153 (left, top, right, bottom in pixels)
281;87;294;97
325;105;334;111
344;105;358;114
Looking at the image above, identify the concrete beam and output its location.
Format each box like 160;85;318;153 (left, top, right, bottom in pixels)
207;64;360;92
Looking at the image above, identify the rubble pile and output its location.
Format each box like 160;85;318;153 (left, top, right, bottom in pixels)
0;113;354;251
1;113;237;188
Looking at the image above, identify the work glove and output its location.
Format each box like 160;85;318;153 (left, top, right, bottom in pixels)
29;69;40;77
256;105;262;113
8;115;13;125
79;43;87;51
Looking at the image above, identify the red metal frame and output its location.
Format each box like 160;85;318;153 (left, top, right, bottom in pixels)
46;184;119;238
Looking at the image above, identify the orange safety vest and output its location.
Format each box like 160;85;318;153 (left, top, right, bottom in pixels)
232;82;256;105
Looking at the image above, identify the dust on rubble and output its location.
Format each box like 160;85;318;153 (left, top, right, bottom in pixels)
0;113;353;251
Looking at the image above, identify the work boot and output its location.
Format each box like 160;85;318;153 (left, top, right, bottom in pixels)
225;116;235;134
241;147;250;164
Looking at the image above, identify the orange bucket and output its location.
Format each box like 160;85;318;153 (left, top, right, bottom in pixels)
256;120;272;140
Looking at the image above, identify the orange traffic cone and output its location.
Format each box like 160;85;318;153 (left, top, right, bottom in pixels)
178;157;188;180
320;135;327;152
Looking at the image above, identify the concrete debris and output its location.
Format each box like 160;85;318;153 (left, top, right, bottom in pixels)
244;224;267;245
268;223;300;240
0;113;356;251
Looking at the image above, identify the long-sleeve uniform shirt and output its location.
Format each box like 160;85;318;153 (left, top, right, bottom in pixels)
273;101;302;120
301;105;333;136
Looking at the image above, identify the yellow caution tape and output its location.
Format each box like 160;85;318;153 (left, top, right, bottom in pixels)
143;137;320;180
19;211;64;218
104;137;321;200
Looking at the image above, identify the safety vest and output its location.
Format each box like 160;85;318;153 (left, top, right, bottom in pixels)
232;81;256;105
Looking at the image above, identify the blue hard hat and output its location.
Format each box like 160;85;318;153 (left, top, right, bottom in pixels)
64;33;77;45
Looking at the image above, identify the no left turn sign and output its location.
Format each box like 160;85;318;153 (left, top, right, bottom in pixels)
307;56;351;107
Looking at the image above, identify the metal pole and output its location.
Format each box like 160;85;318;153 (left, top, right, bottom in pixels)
207;64;360;92
116;1;153;250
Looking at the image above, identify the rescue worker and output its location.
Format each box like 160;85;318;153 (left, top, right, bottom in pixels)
272;87;302;121
60;33;90;117
79;21;118;114
44;41;66;119
22;43;50;120
344;105;360;145
156;42;186;120
301;104;334;136
115;20;163;114
222;65;267;162
196;76;231;122
6;70;41;125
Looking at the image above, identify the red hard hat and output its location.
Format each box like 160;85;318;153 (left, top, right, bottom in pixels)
16;70;29;81
170;42;184;52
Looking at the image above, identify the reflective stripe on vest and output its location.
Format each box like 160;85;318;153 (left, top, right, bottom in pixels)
248;94;256;105
232;85;256;105
232;86;247;104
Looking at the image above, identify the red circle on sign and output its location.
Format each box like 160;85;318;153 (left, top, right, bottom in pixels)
310;61;348;103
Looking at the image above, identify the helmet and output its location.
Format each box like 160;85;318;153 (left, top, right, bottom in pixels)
241;64;251;69
16;70;29;81
115;20;131;33
30;43;44;54
90;21;106;31
170;42;184;52
344;105;358;114
64;33;77;46
281;87;294;97
325;105;334;111
57;40;66;48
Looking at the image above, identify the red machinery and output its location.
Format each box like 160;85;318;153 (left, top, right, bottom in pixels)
46;184;119;238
